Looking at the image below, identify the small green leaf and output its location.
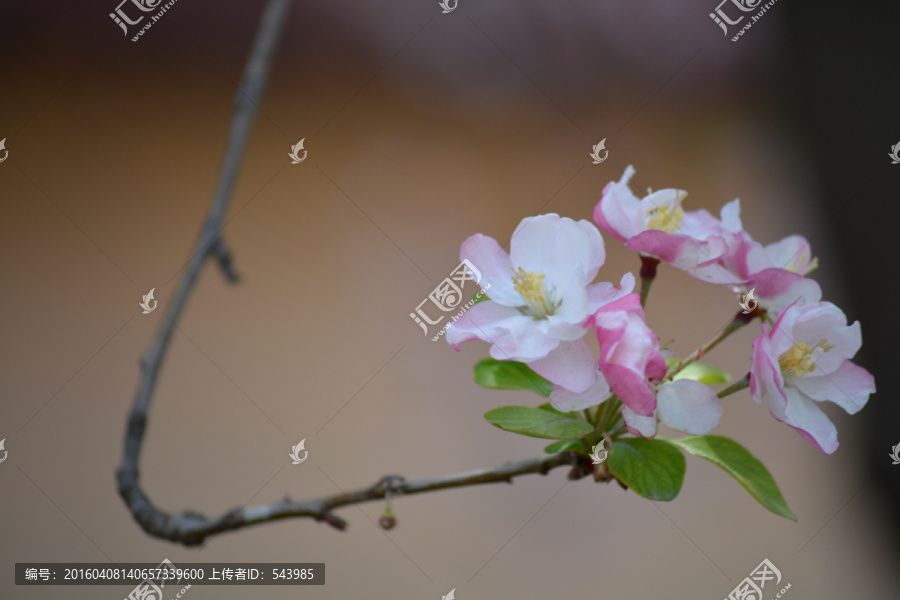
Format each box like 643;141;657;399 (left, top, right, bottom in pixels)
674;362;732;384
484;406;593;439
544;439;586;454
474;359;553;397
607;438;685;501
472;291;490;305
671;435;796;521
537;403;579;419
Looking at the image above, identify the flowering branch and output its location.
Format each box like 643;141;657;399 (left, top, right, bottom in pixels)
114;0;602;547
666;309;760;380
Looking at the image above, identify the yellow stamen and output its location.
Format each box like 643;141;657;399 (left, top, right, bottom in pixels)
778;338;834;377
645;192;685;233
785;254;819;276
510;266;558;319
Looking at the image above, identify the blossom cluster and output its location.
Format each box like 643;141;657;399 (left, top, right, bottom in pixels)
448;165;874;454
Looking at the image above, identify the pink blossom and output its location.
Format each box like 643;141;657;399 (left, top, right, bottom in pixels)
749;300;875;454
688;230;821;313
446;214;633;393
593;165;741;271
591;293;668;416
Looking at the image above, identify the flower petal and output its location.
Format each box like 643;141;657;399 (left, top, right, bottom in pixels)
792;304;861;373
750;269;822;312
528;339;598;393
777;387;840;455
626;230;716;270
764;235;815;274
459;234;520;306
586;272;636;313
622;404;658;437
792;361;875;415
550;371;611;412
593;165;643;241
445;300;522;350
657;380;722;435
510;214;606;286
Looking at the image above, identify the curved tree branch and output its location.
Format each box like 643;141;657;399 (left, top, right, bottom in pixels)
117;0;600;547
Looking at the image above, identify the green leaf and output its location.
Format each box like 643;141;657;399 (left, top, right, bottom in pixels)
484;406;593;440
607;438;685;501
474;359;553;397
675;363;732;384
537;403;579;419
544;439;586;454
666;358;732;384
472;291;490;305
671;435;796;521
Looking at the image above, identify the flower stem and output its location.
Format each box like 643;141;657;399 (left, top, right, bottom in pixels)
667;310;759;380
717;373;750;398
587;396;622;447
639;256;660;307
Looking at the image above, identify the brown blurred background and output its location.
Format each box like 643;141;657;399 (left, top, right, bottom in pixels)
1;1;898;598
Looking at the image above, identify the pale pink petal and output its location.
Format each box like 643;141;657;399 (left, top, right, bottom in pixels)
528;339;598;393
680;208;724;238
778;388;840;455
489;324;561;363
550;371;612;412
792;304;861;372
593;166;643;241
445;301;522;350
764;235;815;273
459;234;519;306
792;361;875;415
657;380;722;435
586;272;636;313
766;298;805;357
719;199;743;232
510;215;605;285
749;269;822;312
750;325;785;405
622;405;658;437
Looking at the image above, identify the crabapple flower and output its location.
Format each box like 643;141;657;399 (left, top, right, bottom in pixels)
446;214;634;393
621;380;723;438
688;230;821;313
591;293;667;416
749;300;875;454
593;165;741;271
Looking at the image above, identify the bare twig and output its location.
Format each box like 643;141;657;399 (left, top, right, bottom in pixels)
117;0;294;545
116;0;601;548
